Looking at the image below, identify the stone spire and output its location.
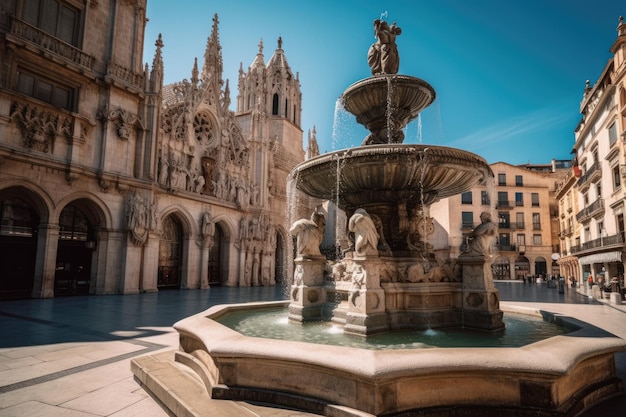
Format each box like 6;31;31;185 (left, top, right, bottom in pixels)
149;33;164;92
249;38;266;71
306;127;320;159
201;13;224;86
267;36;292;76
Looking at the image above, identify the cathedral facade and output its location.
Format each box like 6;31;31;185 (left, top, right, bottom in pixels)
0;1;311;298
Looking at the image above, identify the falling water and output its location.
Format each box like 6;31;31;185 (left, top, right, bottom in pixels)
331;98;355;151
285;171;301;293
385;76;394;143
417;113;423;143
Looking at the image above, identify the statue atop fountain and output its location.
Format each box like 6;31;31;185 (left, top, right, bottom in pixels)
368;19;402;75
289;18;503;334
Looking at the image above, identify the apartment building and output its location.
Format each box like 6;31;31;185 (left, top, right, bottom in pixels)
431;161;568;280
556;16;626;289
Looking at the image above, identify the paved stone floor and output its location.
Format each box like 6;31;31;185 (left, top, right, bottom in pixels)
0;282;624;416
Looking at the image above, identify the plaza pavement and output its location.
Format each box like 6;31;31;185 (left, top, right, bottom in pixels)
0;282;624;417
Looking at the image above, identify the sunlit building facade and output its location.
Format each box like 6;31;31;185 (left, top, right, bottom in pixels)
0;1;307;298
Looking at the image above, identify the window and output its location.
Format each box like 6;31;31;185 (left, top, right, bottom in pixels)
23;0;81;46
516;212;524;229
532;234;542;246
596;183;602;199
532;213;541;230
517;234;526;246
515;192;523;206
461;212;474;229
461;192;472;204
497;191;508;206
481;191;490;205
583;192;589;206
531;193;539;207
515;175;523;186
498;173;506;186
613;165;621;190
16;69;76;110
609;122;618;146
498;212;510;228
597;221;604;237
498;233;511;250
272;93;279;115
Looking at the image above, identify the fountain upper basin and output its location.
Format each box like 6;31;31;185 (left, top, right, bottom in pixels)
341;75;436;141
292;144;493;210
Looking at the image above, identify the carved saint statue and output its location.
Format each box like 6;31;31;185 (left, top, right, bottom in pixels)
367;19;402;75
348;208;379;256
464;212;497;258
290;210;325;258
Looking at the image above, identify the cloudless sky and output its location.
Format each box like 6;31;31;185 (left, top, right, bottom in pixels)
143;0;624;165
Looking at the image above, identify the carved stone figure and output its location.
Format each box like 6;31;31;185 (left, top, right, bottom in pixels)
290;210;325;257
464;212;497;258
348;208;379;256
367;19;402;75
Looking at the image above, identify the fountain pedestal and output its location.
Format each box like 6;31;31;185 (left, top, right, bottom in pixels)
288;256;327;322
458;255;504;331
344;257;388;335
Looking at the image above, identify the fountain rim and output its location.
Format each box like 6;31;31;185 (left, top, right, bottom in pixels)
174;300;625;379
340;74;437;103
294;143;492;172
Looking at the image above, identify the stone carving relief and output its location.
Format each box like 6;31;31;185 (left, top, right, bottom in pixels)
126;191;157;246
97;105;143;141
237;212;276;286
10;101;73;152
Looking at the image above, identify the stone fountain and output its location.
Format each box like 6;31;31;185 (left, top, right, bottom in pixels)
288;18;501;336
131;18;625;417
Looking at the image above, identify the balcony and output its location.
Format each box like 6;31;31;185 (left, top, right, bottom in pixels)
497;243;517;252
461;222;475;230
571;233;625;254
7;17;95;70
496;200;513;209
575;198;605;223
513;222;525;229
576;161;602;190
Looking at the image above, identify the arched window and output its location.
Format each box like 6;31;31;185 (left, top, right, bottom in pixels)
272;93;279;115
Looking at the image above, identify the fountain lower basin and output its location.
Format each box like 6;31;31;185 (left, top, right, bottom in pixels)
166;300;625;417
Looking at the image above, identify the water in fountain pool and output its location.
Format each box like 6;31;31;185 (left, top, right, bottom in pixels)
215;307;573;350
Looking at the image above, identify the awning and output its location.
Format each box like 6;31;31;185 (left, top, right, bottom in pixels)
578;251;623;265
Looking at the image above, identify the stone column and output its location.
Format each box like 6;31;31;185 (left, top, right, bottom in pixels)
288;256;327;322
457;255;504;331
31;223;59;298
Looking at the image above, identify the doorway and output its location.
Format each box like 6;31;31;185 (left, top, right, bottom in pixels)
55;204;94;296
158;215;182;288
208;223;224;286
0;198;38;299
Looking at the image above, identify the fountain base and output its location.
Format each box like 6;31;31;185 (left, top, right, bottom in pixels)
132;302;626;417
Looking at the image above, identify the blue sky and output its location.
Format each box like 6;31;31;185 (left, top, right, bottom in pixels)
143;0;623;165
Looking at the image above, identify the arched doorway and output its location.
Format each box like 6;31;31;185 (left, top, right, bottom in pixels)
492;256;510;280
208;223;225;286
158;215;182;289
274;231;286;285
515;255;530;278
535;256;547;277
0;198;38;299
55;204;95;296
